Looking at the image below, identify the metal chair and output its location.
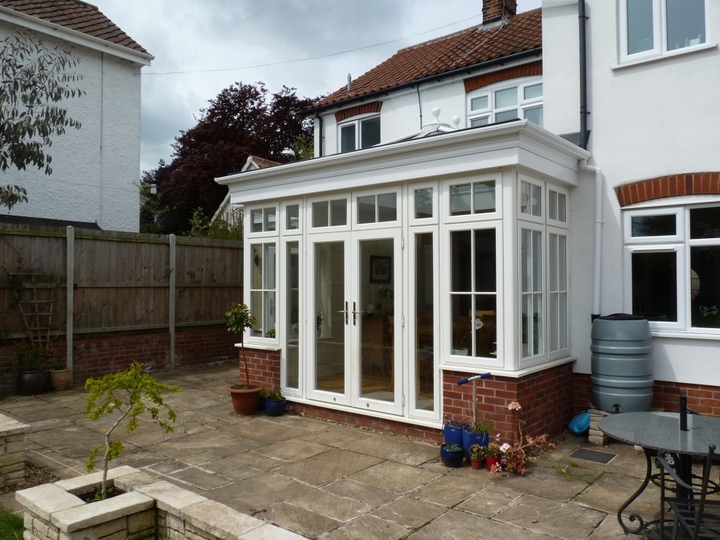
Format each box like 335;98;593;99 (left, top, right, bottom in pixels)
656;444;720;539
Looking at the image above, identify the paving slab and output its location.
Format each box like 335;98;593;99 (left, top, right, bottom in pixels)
406;507;542;540
371;496;446;528
286;488;372;522
348;460;440;494
347;434;438;466
258;439;332;462
573;469;661;520
496;493;606;540
414;470;494;507
323;479;398;509
323;514;411;540
274;449;382;486
207;472;313;513
456;483;524;517
259;501;343;538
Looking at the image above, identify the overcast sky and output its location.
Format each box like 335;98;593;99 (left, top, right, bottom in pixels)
90;0;542;174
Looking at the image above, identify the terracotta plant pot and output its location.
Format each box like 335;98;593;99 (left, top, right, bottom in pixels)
470;456;483;470
50;369;72;391
228;386;262;416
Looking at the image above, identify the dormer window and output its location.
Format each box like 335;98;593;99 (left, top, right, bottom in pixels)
467;79;543;128
339;115;381;153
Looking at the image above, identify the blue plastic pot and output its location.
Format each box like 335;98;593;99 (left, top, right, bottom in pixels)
440;444;464;467
462;430;490;460
443;424;464;446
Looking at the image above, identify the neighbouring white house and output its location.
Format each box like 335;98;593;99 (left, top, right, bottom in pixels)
0;0;152;232
217;0;720;441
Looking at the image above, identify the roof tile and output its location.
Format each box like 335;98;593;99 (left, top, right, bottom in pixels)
317;8;541;108
0;0;149;55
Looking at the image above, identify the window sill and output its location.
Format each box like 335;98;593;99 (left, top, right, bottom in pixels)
234;342;281;352
613;42;717;70
650;331;720;341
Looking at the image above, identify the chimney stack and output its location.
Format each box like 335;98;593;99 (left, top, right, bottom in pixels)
482;0;517;25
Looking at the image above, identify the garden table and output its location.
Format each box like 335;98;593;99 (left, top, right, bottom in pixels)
599;411;720;539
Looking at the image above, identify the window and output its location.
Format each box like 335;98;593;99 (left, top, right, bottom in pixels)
450;181;496;216
621;0;706;60
312;199;347;228
548;231;568;353
357;193;397;224
250;207;276;233
339;115;380;153
449;229;497;359
249;242;277;338
521;227;543;357
467;79;543;128
625;204;720;332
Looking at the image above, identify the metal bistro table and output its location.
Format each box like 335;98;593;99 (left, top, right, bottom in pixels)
599;411;720;537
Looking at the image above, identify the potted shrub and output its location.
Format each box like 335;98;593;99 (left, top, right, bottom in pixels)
485;440;503;472
49;361;72;391
12;344;51;395
439;443;464;468
469;444;484;470
225;302;262;415
264;388;286;417
462;419;492;461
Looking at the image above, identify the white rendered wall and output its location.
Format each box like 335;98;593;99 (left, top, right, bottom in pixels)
0;24;143;232
542;0;720;383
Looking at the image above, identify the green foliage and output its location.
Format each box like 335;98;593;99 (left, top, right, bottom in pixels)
225;303;256;387
11;344;51;371
0;31;85;209
187;207;243;240
84;362;181;499
467;419;493;433
265;388;284;400
0;505;23;538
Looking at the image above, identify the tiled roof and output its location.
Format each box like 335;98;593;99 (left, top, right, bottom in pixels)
316;8;541;109
0;0;149;55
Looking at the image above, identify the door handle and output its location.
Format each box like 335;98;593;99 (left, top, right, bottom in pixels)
337;301;348;325
351;301;368;326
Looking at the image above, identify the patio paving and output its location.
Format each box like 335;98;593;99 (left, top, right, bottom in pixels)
0;363;666;539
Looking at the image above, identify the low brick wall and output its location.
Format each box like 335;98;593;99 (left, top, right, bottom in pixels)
17;466;302;540
0;414;29;490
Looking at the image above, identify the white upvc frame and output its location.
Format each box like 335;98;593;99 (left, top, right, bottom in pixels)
441;173;502;223
623;243;686;333
518;221;545;368
408;180;439;226
617;0;708;64
281;200;303;235
623;206;683;244
352;185;403;232
338;113;381;153
280;236;303;397
547;226;570;360
307;194;351;233
466;76;543;128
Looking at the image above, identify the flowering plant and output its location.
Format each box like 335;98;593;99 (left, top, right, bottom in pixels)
469;444;484;459
484;438;503;458
493;401;557;475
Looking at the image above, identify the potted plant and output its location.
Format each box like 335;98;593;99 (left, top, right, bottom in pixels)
225;302;262;415
49;360;72;391
439;443;464;468
463;419;492;460
469;444;484;470
264;388;286;417
443;418;468;447
12;344;51;395
485;439;504;472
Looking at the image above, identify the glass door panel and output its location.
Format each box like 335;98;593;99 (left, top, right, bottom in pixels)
312;240;348;399
354;232;402;415
414;232;435;412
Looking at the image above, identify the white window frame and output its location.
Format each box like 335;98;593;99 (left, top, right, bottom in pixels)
618;0;708;64
466;77;543;128
442;173;502;223
307;195;351;233
338;113;381;153
519;223;545;366
547;227;570;359
281;201;303;235
408;181;439;226
352;186;402;231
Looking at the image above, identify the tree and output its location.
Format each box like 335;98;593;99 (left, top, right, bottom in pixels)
0;31;85;209
85;362;181;499
142;82;315;235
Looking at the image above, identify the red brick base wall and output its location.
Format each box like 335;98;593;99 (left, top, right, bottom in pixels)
574;372;720;417
0;327;238;395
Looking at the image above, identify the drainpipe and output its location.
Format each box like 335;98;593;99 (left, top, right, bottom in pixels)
579;0;589;149
315;113;323;157
416;85;423;129
581;161;603;321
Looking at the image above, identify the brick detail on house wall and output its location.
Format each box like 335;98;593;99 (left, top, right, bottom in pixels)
615;172;720;207
334;101;383;123
464;60;542;94
0;327;238;396
483;0;517;25
574;372;720;417
239;347;281;389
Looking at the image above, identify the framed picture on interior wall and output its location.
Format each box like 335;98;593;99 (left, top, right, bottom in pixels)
369;255;392;283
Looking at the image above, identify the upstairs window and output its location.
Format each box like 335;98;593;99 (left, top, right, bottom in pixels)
339;115;381;153
467;79;543;128
621;0;706;61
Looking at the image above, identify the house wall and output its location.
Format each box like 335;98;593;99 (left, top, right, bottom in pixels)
0;23;143;232
543;0;720;388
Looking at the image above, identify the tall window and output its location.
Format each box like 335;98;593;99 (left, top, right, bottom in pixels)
624;204;720;332
467;79;543;128
249;242;277;338
339;116;380;153
622;0;705;60
450;229;497;358
521;228;543;357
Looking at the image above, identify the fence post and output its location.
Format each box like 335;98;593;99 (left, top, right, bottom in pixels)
169;234;176;369
66;226;74;377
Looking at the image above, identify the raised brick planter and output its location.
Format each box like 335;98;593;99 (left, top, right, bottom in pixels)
16;466;302;540
0;413;29;490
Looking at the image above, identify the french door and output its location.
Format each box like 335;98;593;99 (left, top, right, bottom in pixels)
307;230;402;415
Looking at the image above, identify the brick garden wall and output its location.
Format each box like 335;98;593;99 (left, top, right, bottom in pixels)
0;327;237;394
